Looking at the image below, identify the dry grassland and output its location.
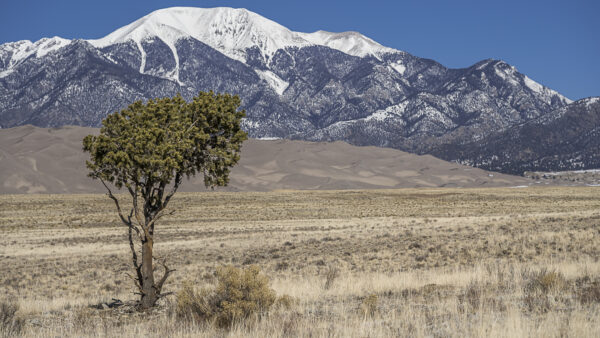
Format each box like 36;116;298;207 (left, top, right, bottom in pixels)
1;187;600;337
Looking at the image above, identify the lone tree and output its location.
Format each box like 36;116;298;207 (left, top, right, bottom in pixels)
83;92;247;309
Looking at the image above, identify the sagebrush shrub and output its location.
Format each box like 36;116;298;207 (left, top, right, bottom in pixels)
176;282;215;323
177;265;277;328
575;275;600;304
360;294;378;317
323;266;339;290
522;268;568;313
458;281;482;312
0;300;24;337
275;295;296;310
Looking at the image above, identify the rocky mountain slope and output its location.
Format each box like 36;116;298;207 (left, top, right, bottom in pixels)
1;7;594;174
432;97;600;174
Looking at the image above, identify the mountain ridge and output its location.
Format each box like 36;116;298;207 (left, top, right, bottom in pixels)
432;97;600;174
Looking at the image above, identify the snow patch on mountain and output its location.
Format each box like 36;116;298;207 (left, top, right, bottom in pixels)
523;76;543;94
145;36;183;85
254;69;289;95
493;63;519;86
584;97;599;106
135;41;147;74
365;101;409;122
523;75;572;104
389;60;406;75
364;110;393;122
298;30;398;59
476;59;494;70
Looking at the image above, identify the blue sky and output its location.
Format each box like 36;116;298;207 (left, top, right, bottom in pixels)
1;0;598;100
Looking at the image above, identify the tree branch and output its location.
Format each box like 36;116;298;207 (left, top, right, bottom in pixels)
162;172;182;211
128;208;143;243
128;185;148;238
155;181;167;211
157;292;174;299
100;178;129;227
125;272;143;294
146;209;176;232
154;258;176;295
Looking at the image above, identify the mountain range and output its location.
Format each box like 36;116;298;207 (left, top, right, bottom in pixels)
0;7;598;174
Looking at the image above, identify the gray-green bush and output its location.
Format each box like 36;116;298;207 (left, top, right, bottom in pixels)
176;265;277;328
0;300;24;337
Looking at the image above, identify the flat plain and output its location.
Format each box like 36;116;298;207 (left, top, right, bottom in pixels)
1;187;600;337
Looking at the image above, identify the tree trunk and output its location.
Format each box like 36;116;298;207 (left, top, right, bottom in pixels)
139;238;158;309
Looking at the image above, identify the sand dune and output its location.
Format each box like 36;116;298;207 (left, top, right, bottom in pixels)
0;125;530;193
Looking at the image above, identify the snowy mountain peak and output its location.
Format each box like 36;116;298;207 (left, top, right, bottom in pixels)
88;7;400;63
89;7;312;62
0;36;70;77
0;37;70;62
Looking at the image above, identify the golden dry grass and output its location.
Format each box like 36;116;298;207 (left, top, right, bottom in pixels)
1;187;600;337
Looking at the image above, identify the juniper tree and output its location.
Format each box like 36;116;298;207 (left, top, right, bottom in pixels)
83;92;247;309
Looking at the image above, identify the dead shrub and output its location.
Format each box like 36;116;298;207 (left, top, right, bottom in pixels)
280;311;302;336
522;268;568;312
575;275;600;304
72;307;97;333
458;281;507;314
275;261;289;271
275;295;297;310
176;265;277;328
458;281;482;312
0;300;24;337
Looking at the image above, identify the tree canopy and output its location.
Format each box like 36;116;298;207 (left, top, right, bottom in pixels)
84;91;247;191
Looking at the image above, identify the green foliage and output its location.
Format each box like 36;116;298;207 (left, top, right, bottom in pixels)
83;91;247;190
176;265;277;328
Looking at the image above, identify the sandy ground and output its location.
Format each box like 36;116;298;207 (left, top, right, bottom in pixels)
0;125;531;193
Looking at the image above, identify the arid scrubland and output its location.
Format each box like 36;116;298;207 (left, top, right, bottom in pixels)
1;187;600;337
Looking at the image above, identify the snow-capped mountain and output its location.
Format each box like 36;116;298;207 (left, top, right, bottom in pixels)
88;7;396;61
85;7;397;85
0;6;592;174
